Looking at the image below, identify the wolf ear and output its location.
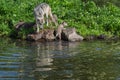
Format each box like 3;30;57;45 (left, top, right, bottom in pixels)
62;22;67;25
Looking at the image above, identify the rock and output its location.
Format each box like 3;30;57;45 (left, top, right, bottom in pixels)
27;29;55;41
84;34;107;40
84;35;97;40
97;34;106;39
27;32;43;41
42;29;55;41
15;21;84;42
15;21;36;31
61;28;84;41
109;36;120;40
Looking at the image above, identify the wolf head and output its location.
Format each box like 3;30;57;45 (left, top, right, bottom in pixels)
62;22;68;27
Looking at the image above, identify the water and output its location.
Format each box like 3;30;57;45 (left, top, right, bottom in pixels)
0;38;120;80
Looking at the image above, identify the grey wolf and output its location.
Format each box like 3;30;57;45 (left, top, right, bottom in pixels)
34;3;57;33
56;22;68;40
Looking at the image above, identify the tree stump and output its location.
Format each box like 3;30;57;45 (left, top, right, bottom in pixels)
27;29;55;41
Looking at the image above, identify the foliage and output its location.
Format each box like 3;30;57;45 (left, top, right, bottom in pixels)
0;0;120;39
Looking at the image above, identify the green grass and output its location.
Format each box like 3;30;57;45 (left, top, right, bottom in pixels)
0;0;120;39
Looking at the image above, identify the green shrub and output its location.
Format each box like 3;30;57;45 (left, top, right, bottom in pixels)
0;0;120;38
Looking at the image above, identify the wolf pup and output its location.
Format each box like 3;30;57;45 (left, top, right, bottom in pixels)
56;22;68;40
34;3;57;33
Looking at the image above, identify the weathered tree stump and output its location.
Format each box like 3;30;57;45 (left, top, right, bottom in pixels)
27;29;55;41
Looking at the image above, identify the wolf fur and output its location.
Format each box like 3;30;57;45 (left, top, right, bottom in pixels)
34;3;57;33
56;22;68;40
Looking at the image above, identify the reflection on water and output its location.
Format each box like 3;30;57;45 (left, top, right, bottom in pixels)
0;38;120;80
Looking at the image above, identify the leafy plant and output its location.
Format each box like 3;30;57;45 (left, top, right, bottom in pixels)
0;0;120;39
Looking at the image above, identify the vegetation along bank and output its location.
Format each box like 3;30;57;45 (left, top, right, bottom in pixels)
0;0;120;40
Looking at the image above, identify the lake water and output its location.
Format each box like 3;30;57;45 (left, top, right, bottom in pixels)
0;38;120;80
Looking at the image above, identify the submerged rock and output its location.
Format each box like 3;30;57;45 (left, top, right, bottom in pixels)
84;35;97;40
97;34;107;40
84;34;107;40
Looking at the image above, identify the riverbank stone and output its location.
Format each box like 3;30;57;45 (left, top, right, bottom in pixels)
61;28;84;41
27;28;84;42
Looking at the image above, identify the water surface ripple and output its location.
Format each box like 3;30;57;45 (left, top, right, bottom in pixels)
0;39;120;80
